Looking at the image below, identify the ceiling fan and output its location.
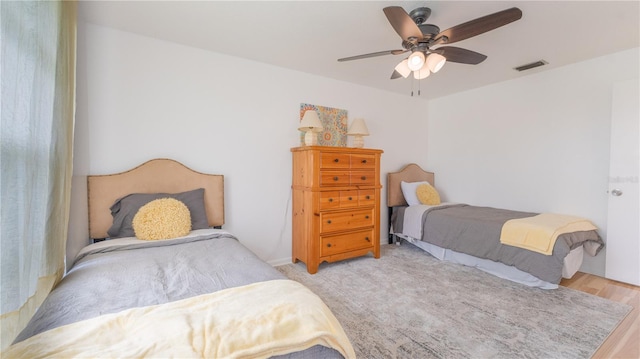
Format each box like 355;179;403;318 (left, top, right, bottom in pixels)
337;5;522;80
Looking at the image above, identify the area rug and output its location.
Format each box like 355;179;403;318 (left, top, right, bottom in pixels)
276;243;631;359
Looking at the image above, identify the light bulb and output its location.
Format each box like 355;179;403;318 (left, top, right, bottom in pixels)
426;53;446;73
407;51;426;71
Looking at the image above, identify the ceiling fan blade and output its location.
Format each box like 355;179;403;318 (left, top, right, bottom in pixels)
437;7;522;44
433;46;487;65
383;6;423;42
391;70;403;79
337;49;407;62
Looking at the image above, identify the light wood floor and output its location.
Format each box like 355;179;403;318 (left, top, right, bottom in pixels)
560;272;640;358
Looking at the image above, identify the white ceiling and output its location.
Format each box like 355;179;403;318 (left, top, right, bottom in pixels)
79;1;639;100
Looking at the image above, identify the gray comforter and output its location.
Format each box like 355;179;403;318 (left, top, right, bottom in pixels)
391;205;604;284
14;230;342;359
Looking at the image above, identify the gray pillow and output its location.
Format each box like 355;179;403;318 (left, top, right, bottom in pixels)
107;188;209;238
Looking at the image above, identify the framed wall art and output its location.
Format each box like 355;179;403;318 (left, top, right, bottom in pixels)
299;103;348;147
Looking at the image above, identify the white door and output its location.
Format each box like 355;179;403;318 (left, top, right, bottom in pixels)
605;79;640;286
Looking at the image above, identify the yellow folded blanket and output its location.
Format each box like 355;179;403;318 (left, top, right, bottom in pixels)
3;279;356;359
500;213;598;255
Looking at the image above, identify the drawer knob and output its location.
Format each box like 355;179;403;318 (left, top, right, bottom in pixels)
333;176;339;181
348;197;353;201
365;237;370;242
327;220;332;224
361;176;366;180
334;158;339;163
362;159;367;164
365;215;370;219
329;198;333;202
366;195;370;200
327;243;332;247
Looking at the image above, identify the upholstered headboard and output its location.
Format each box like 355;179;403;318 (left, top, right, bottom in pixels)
387;163;435;207
87;159;224;239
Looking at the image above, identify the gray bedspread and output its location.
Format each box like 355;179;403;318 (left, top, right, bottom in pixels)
14;230;343;359
391;205;604;284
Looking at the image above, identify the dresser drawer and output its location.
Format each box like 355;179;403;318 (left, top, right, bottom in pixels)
351;154;376;169
350;171;375;186
320;190;360;209
319;191;340;210
320;208;374;233
320;229;374;256
320;153;350;169
320;171;350;186
358;189;375;206
339;190;359;208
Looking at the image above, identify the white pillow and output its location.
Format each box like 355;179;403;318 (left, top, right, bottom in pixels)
400;181;431;206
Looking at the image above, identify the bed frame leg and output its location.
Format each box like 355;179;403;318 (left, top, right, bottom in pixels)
387;207;404;246
387;233;403;246
388;207;394;244
393;235;403;246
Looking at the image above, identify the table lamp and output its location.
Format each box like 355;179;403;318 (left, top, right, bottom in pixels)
299;110;323;146
348;118;369;148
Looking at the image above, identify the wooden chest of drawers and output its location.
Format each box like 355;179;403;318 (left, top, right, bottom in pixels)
291;146;383;273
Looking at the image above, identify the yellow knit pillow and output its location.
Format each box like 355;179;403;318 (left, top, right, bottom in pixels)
132;198;192;240
416;183;441;205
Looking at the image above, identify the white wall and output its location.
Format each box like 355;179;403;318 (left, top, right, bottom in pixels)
73;22;638;279
426;48;640;276
70;23;429;265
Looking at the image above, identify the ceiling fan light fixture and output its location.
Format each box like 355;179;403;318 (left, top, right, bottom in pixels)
394;59;411;78
426;53;446;73
413;69;430;80
413;61;431;79
407;51;426;71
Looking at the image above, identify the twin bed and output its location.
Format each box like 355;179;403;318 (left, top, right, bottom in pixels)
7;159;354;358
387;163;604;289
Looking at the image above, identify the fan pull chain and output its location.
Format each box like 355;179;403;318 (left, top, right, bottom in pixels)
410;75;422;97
411;76;414;97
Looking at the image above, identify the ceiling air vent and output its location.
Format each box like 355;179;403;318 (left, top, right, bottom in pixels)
514;60;548;72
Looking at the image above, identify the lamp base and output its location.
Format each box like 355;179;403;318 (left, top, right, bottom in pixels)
352;135;364;148
304;131;318;146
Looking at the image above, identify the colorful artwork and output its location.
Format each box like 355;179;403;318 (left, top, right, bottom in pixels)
299;103;348;147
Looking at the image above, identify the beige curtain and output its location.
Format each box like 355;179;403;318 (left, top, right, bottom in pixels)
0;0;76;351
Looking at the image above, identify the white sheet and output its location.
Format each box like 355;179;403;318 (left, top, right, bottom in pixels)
402;205;431;239
402;203;457;239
